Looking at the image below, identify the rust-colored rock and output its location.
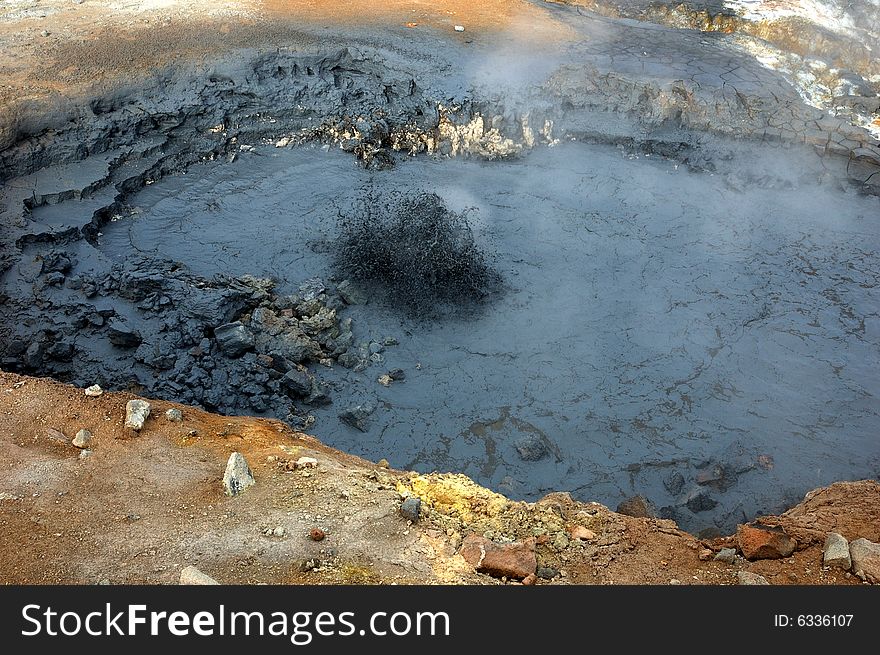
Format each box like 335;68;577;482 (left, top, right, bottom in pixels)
309;528;326;541
736;524;796;560
459;535;537;580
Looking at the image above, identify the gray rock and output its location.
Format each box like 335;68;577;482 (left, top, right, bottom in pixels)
823;532;851;570
72;429;92;449
849;538;880;583
663;471;685;495
388;368;406;381
214;321;255;357
737;571;770;585
714;547;737;564
616;495;654;518
400;496;421;522
272;526;287;537
223;451;255;496
281;369;313;397
515;434;549;461
338;402;375;432
165;408;183;422
179;565;219;585
107;319;142;348
337;279;368;305
124;400;151;431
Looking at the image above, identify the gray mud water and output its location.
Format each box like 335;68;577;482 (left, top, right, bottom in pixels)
2;8;879;534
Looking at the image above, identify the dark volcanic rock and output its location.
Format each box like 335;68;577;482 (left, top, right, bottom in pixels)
281;369;313;397
338;402;375;432
107;319;142;348
214;321;255;358
663;471;686;495
686;490;718;513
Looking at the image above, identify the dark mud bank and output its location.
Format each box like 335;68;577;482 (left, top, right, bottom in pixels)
1;34;879;534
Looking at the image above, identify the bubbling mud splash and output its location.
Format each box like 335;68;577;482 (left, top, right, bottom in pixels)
331;189;502;318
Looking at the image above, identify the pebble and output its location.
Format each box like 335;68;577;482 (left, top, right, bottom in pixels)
272;526;287;538
698;549;713;561
714;548;737;564
165;408;183;422
124;399;151;431
46;428;68;444
377;458;390;468
179;565;219;585
84;384;103;397
522;574;537;586
400;496;421;522
72;429;92;449
378;374;393;387
78;449;92;460
454;25;465;32
222;452;255;496
669;578;681;585
536;565;559;580
295;456;318;469
41;30;50;37
737;571;770;585
310;528;326;541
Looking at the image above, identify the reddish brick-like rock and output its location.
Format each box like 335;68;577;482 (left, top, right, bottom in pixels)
736;524;796;560
459;535;537;579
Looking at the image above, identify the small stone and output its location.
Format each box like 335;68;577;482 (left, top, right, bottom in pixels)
849;538;880;583
165;408;183;422
522;574;537;586
338;403;375;432
213;321;255;358
222;452;255;496
72;429;92;449
107;319;142;348
536;565;559;580
378;374;393;387
714;548;737;564
663;471;686;495
699;549;713;561
179;566;219;585
79;450;92;460
454;25;465;32
569;526;596;541
459;535;537;580
400;497;421;522
281;369;313;397
377;458;390;468
275;137;291;148
388;368;406;380
736;524;796;560
84;384;103;397
124;399;151;431
669;578;681;585
295;456;318;469
737;571;770;585
685;490;718;513
272;526;287;537
310;528;326;541
823;532;851;570
41;30;50;37
617;495;654;518
515;434;549;462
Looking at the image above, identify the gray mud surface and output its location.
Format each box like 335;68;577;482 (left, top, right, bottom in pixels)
1;7;879;533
